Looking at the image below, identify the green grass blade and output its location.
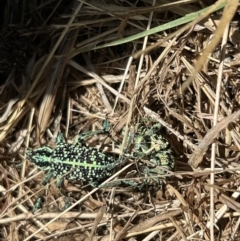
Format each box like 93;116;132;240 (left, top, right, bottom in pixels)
71;0;226;57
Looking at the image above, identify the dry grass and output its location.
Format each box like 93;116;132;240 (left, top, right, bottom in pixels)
1;0;240;240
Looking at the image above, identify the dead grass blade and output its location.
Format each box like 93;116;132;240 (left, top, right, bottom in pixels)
181;0;239;94
189;110;240;168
